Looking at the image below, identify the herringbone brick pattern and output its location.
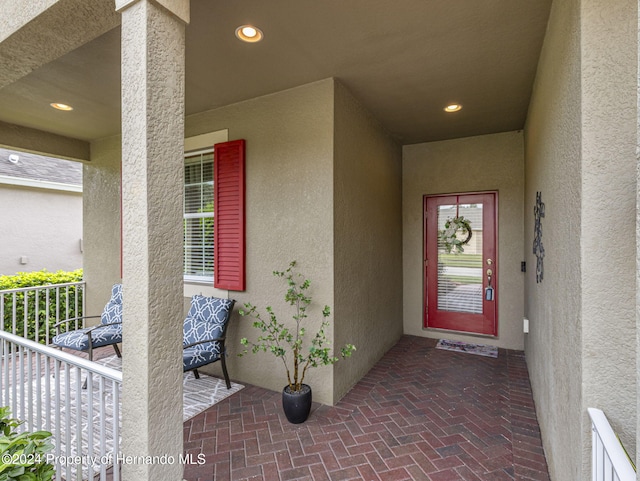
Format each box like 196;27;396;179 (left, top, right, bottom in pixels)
183;336;550;481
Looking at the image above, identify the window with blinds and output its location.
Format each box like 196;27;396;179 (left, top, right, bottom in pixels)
184;151;214;281
437;203;484;314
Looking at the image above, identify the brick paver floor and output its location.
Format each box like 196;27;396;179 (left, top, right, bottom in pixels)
182;335;550;481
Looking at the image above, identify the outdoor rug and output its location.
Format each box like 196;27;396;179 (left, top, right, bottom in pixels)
97;354;244;421
435;339;498;358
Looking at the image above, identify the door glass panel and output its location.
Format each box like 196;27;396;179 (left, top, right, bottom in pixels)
437;203;483;314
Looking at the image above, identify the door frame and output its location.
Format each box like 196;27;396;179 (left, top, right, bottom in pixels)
423;191;499;336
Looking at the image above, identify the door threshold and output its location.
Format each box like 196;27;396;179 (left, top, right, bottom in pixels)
422;326;498;339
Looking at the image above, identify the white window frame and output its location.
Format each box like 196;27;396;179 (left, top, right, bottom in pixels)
183;148;214;283
183;130;229;292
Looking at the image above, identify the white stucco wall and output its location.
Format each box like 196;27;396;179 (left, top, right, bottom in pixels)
0;183;82;275
84;78;407;406
333;80;403;403
85;135;122;315
403;131;525;350
524;0;637;478
524;3;583;479
185;79;337;404
85;80;336;401
580;0;637;469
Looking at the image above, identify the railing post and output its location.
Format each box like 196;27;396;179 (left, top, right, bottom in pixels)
588;407;636;481
0;281;86;342
0;329;122;481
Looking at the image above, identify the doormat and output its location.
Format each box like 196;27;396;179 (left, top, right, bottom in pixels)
435;339;498;358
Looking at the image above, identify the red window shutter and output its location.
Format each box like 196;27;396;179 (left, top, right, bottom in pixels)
214;139;246;291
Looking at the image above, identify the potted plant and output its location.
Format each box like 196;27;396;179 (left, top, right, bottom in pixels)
239;261;356;424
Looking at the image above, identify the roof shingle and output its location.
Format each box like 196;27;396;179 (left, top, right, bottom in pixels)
0;148;82;186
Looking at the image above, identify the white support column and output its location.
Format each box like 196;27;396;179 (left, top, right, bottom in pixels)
117;1;189;479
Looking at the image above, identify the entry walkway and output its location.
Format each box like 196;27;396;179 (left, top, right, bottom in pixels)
183;336;550;481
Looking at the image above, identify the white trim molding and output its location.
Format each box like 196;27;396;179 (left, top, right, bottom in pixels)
0;175;82;192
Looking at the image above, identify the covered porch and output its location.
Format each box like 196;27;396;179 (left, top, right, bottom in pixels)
183;336;549;481
0;0;639;480
0;283;550;480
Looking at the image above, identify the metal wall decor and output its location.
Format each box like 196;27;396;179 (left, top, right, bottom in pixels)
532;191;545;283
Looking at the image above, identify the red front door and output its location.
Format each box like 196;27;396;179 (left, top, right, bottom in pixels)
424;192;497;336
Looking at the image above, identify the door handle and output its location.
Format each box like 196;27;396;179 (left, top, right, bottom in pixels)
485;268;494;301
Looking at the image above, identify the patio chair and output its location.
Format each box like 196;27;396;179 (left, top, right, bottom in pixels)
51;284;123;361
183;295;235;389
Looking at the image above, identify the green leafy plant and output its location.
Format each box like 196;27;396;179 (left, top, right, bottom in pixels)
0;407;54;481
239;261;356;393
0;270;83;344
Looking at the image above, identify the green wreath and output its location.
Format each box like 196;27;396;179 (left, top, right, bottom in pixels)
439;216;473;254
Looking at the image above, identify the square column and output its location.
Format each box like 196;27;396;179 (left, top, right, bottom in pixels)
117;0;189;479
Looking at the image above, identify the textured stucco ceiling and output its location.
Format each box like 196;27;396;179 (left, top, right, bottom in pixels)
0;0;552;145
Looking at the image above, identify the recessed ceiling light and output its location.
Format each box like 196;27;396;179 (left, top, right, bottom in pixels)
50;103;73;111
8;154;19;164
235;25;263;43
444;104;462;113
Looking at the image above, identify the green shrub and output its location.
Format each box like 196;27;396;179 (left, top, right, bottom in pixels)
0;270;83;344
0;270;83;291
0;406;54;481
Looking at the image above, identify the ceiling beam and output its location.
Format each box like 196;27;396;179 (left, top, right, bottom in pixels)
0;0;119;89
0;120;90;162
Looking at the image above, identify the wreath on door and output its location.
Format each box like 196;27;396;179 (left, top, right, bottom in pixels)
439;216;473;254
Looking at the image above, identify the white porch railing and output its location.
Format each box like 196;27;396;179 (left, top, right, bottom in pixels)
0;281;85;343
588;407;636;481
0;329;122;481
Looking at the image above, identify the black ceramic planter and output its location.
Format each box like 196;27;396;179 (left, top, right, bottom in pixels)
282;384;312;424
